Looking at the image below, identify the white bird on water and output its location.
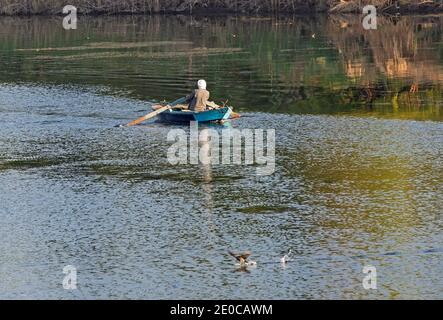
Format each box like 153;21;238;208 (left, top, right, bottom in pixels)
280;250;292;264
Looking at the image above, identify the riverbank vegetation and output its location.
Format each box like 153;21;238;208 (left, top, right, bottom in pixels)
0;0;442;15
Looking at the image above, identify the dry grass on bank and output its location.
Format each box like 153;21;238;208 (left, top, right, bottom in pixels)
0;0;442;15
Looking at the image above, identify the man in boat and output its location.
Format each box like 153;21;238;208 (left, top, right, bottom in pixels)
185;79;210;112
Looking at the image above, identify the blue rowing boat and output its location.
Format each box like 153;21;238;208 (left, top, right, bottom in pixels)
158;107;232;123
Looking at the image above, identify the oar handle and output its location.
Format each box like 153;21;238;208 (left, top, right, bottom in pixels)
125;97;187;127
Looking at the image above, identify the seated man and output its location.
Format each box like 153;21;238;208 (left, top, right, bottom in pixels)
185;79;210;112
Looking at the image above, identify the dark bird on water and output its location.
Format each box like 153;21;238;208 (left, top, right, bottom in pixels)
228;251;253;266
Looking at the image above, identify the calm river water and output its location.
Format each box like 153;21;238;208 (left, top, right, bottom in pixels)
0;15;442;299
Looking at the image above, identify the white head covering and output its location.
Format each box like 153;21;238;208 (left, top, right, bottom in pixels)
197;79;207;90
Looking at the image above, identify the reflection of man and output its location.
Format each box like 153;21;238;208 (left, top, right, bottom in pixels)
185;79;210;112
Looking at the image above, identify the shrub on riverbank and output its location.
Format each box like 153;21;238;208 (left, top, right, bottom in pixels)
0;0;442;15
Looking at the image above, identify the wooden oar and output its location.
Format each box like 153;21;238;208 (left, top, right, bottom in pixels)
151;104;187;111
125;97;186;127
125;105;171;127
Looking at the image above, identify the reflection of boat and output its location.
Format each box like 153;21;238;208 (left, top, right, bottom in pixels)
157;107;232;123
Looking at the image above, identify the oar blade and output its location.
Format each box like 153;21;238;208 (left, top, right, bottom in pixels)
230;112;241;119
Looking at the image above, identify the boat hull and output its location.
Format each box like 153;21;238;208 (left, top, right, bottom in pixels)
158;107;232;123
